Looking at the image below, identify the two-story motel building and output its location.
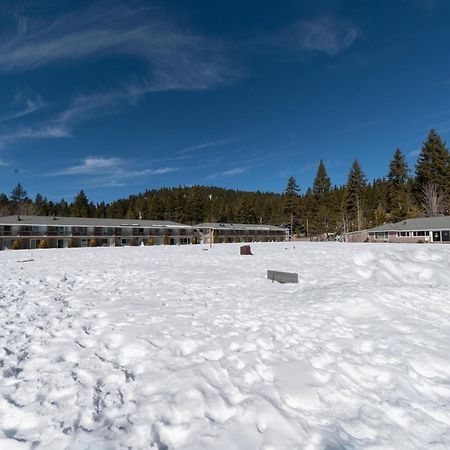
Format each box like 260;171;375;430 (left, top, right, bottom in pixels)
0;216;288;249
0;215;193;249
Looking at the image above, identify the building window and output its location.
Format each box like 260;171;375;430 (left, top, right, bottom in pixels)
433;231;442;242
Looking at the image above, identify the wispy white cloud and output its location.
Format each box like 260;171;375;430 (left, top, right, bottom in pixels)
0;93;47;123
52;80;179;130
178;138;235;154
0;124;69;148
221;167;246;176
293;18;359;56
0;3;239;148
55;156;123;175
50;156;179;186
135;167;179;176
0;3;236;91
268;16;360;57
207;166;247;179
0;83;169;148
0;159;10;166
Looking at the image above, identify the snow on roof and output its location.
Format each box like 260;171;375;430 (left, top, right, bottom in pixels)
0;215;191;228
195;222;286;231
368;216;450;232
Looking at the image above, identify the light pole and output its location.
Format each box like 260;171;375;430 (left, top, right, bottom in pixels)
209;194;213;248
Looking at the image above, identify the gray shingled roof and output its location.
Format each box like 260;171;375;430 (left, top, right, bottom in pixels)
368;216;450;232
0;215;191;228
195;222;286;231
367;222;400;232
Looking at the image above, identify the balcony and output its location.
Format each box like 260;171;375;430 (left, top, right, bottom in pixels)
0;226;194;239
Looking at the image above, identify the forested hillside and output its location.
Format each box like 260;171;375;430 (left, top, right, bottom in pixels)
1;129;449;236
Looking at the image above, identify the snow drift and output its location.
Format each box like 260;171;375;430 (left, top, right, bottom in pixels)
1;242;450;449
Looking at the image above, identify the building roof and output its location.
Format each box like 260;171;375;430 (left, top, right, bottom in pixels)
368;216;450;232
0;215;191;228
367;222;399;232
195;222;286;231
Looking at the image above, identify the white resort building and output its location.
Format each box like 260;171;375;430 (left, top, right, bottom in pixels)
345;216;450;243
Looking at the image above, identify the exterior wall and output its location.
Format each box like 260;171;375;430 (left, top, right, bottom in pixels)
197;228;286;244
345;231;369;243
0;224;192;249
369;235;428;244
367;230;450;244
0;220;287;250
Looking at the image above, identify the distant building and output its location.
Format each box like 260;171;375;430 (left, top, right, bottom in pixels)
0;216;289;250
0;215;193;249
345;217;450;243
195;222;288;244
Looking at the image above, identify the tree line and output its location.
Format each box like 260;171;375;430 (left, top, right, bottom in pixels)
1;129;449;236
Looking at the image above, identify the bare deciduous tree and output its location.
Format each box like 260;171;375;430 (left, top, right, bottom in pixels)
422;183;447;217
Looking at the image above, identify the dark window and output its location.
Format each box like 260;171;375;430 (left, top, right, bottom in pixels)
433;231;441;242
442;230;450;242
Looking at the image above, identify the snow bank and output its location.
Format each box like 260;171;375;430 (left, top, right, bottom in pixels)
1;242;450;449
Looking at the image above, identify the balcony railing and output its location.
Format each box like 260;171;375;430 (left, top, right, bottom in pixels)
0;229;193;238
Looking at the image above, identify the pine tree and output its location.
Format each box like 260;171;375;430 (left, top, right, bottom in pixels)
96;201;108;218
184;188;205;224
345;160;367;231
0;193;10;216
56;198;70;216
237;199;256;223
147;196;165;220
34;193;46;215
71;190;89;217
173;189;186;222
415;129;450;198
374;204;388;225
311;161;332;236
283;176;300;236
387;148;410;221
312;160;331;195
388;149;409;186
11;183;28;220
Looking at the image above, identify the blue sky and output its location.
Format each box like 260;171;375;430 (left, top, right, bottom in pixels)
1;0;450;203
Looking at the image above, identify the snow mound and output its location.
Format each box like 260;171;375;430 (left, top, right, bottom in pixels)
353;248;450;286
1;242;450;449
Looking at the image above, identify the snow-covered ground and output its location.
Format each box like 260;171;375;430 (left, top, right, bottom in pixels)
1;242;450;449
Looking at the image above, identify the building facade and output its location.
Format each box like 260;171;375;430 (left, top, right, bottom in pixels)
345;217;450;244
0;216;289;250
0;216;193;249
195;223;288;244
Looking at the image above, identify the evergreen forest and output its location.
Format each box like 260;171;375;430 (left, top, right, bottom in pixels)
1;129;449;236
